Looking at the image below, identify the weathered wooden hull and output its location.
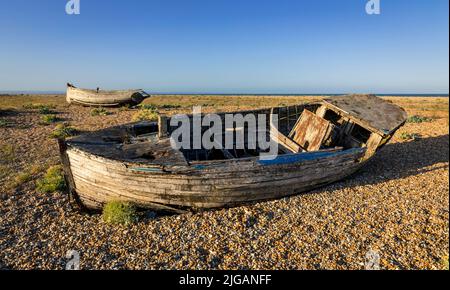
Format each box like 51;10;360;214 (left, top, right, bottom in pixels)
58;95;407;213
60;142;366;212
66;86;149;107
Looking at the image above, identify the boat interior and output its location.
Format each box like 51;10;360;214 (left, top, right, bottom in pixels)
68;99;384;166
163;102;377;163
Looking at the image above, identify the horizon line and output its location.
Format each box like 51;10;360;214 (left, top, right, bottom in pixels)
0;91;449;97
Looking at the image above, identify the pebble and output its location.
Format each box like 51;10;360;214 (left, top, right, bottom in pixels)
0;97;448;269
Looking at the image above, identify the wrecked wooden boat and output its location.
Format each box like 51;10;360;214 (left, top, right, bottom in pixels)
66;83;150;107
58;95;407;213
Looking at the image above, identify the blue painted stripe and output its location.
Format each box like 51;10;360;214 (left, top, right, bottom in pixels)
258;148;364;166
193;165;207;170
129;167;165;173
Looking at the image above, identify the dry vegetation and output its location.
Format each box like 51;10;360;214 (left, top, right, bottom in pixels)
0;94;448;270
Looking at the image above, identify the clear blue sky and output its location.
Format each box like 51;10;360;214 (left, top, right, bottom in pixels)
0;0;448;94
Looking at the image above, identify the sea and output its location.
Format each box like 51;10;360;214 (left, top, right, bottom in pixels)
0;91;448;97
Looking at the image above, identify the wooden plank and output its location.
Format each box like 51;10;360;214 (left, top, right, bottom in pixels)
158;115;169;138
289;110;331;152
66;142;364;210
58;139;89;212
69;155;360;195
363;133;383;160
73;162;363;209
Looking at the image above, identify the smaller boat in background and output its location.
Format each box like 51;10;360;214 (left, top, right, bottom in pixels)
66;83;150;107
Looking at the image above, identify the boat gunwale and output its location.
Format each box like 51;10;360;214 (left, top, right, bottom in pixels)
67;86;146;95
65;141;366;174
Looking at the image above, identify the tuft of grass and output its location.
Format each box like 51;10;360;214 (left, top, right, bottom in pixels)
50;123;77;139
132;109;159;122
160;104;182;109
407;115;433;123
399;132;420;141
23;103;38;110
90;107;110;116
102;201;138;225
7;163;48;188
137;104;158;111
0;119;8;127
41;114;59;125
38;106;53;114
23;103;56;114
36;165;66;193
23;103;55;109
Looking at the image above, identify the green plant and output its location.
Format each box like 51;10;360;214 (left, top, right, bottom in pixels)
50;123;77;139
102;201;138;225
41;114;58;125
160;104;182;109
23;103;56;114
132;109;159;122
38;106;53;114
407;115;433;123
23;103;42;110
90;107;109;116
22;103;33;110
137;104;158;111
0;119;8;127
399;132;420;141
36;165;66;193
11;163;46;187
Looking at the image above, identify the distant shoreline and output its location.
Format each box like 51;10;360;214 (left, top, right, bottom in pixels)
0;91;448;97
